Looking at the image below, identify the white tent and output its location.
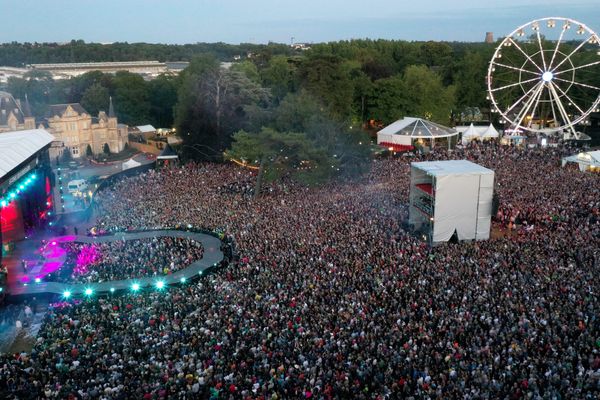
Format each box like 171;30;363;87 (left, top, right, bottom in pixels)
480;124;500;140
122;158;141;171
461;123;481;144
377;117;458;150
409;160;495;242
562;150;600;172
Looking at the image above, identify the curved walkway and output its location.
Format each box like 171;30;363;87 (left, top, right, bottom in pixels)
9;230;224;296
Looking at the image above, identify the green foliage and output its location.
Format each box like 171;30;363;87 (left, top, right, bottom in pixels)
260;55;299;102
228;128;335;188
401;65;455;125
86;144;93;157
368;74;407;125
81;83;109;116
454;52;488;112
0;41;293;67
112;72;151;125
299;54;355;118
60;148;72;163
148;74;178;127
230;61;260;84
175;56;271;159
103;143;110;154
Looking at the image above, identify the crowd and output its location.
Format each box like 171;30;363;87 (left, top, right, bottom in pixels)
0;143;598;399
47;237;204;284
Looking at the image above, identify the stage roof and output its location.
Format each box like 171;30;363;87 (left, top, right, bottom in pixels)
0;129;55;180
411;160;494;177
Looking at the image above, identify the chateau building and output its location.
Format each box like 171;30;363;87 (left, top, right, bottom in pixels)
43;98;128;159
0;91;36;133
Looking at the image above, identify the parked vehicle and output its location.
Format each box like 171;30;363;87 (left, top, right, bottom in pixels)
67;179;88;194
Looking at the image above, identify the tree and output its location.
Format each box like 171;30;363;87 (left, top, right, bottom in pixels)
86;144;93;157
81;83;109;116
401;65;455;125
272;90;322;133
148;74;178;128
61;147;73;163
103;143;110;154
227;128;335;197
454;51;488;111
260;55;298;102
112;71;151;125
230;60;260;84
299;54;355;118
368;74;407;125
175;56;271;159
273;91;371;178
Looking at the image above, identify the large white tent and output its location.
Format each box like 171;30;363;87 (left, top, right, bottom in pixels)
461;123;481;144
562;150;600;172
409;160;495;242
377;117;458;151
122;158;141;171
480;124;500;140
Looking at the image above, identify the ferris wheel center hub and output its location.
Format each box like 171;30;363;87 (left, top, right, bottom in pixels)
542;71;554;82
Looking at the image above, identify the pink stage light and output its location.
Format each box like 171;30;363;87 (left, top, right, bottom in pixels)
74;244;101;276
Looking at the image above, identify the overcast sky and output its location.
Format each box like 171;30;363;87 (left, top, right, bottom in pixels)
1;0;599;44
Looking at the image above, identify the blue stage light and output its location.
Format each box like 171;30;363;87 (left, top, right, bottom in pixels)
63;290;71;298
180;277;186;283
84;288;93;296
155;281;165;290
131;283;140;291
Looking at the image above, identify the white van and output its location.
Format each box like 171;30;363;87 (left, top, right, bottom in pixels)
67;179;88;194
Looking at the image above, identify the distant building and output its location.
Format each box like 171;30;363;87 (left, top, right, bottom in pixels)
0;91;36;133
291;43;311;51
43;98;128;159
485;32;494;43
0;61;189;81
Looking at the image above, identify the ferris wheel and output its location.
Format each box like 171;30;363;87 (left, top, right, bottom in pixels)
487;17;600;140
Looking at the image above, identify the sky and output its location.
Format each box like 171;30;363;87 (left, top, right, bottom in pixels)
1;0;600;44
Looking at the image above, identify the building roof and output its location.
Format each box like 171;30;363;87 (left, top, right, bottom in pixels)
461;123;480;140
0;91;25;125
481;124;500;138
157;143;179;159
136;125;156;133
46;103;89;118
378;117;457;138
0;129;55;179
563;150;600;167
411;160;494;177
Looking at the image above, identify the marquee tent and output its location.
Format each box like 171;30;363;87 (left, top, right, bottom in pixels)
122;158;141;171
480;124;500;140
562;150;600;172
377;117;458;151
461;123;481;144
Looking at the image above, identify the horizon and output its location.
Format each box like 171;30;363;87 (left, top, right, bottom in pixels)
1;0;599;45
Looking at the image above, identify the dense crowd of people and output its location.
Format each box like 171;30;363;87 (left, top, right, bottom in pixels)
0;142;599;399
46;237;204;284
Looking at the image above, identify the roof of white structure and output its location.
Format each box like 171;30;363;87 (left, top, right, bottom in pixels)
411;159;494;177
563;150;600;166
462;123;480;138
378;117;457;138
136;125;156;133
481;124;500;138
0;129;55;179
